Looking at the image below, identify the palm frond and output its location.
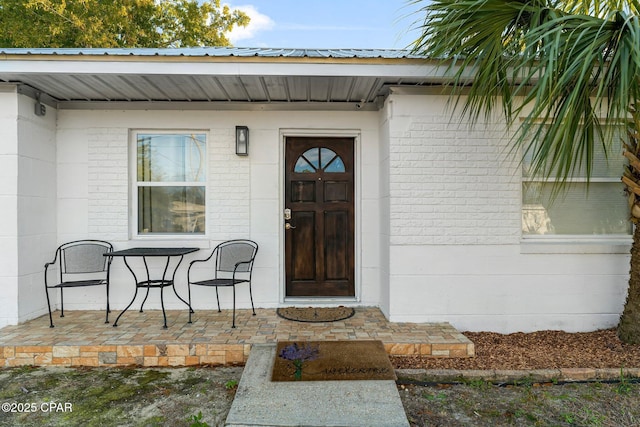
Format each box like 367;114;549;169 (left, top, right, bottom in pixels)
411;0;640;193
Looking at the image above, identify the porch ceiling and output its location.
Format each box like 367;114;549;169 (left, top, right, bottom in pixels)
0;47;445;110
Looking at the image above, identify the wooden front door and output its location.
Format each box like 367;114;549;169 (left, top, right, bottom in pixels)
284;137;355;297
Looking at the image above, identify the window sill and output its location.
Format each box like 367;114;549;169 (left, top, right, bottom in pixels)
520;236;632;254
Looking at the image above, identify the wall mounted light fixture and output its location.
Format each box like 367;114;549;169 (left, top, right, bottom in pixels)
235;126;249;156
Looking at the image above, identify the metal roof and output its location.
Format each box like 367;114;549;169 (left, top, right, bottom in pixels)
0;47;424;59
0;47;440;109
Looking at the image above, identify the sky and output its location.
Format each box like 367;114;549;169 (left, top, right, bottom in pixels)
225;1;425;49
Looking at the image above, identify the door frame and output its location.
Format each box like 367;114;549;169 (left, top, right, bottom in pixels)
279;129;361;304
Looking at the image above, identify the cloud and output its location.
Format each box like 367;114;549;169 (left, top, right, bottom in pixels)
227;4;275;43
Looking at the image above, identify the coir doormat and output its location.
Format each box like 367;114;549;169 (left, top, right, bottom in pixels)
271;340;396;382
276;306;355;323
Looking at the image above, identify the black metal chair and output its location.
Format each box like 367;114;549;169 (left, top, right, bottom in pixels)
44;240;113;328
187;239;258;328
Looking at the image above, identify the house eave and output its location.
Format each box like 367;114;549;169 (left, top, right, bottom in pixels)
0;48;457;108
56;99;383;111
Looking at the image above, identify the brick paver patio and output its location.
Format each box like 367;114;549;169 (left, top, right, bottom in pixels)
0;307;474;367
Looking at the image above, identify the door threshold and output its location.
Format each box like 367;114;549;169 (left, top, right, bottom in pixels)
283;297;358;306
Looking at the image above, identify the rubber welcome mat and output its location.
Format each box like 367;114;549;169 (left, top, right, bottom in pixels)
271;340;396;382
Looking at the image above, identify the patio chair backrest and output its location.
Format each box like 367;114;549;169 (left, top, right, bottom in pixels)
216;240;258;273
60;241;112;275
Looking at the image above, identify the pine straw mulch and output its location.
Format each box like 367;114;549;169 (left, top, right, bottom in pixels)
390;329;640;370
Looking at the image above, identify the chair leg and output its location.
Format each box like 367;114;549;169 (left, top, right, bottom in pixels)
232;285;236;328
249;283;256;316
215;287;221;312
60;288;65;318
105;283;110;324
188;283;193;324
45;286;54;328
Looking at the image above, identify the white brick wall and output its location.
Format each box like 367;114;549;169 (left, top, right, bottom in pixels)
0;88;20;327
17;94;58;321
209;128;251;240
88;128;129;241
2;95;628;332
383;90;631;333
0;92;60;325
0;105;387;319
387;95;521;245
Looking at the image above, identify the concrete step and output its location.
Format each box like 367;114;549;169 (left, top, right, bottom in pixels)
225;344;410;427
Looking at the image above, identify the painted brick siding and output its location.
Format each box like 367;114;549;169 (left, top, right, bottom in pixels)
387;94;521;245
209;128;250;240
88;128;129;241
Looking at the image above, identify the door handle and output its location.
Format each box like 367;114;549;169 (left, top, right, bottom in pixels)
285;223;296;230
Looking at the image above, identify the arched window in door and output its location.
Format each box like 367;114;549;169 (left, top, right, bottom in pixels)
293;147;346;173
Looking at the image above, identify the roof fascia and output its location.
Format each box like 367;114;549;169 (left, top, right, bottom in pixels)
0;55;445;79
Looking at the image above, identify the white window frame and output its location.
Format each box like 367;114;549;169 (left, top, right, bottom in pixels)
130;129;208;239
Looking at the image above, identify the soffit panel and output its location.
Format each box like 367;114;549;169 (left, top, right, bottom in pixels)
260;76;288;101
0;72;437;105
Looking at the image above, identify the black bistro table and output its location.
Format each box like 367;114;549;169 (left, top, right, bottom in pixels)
106;247;199;328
